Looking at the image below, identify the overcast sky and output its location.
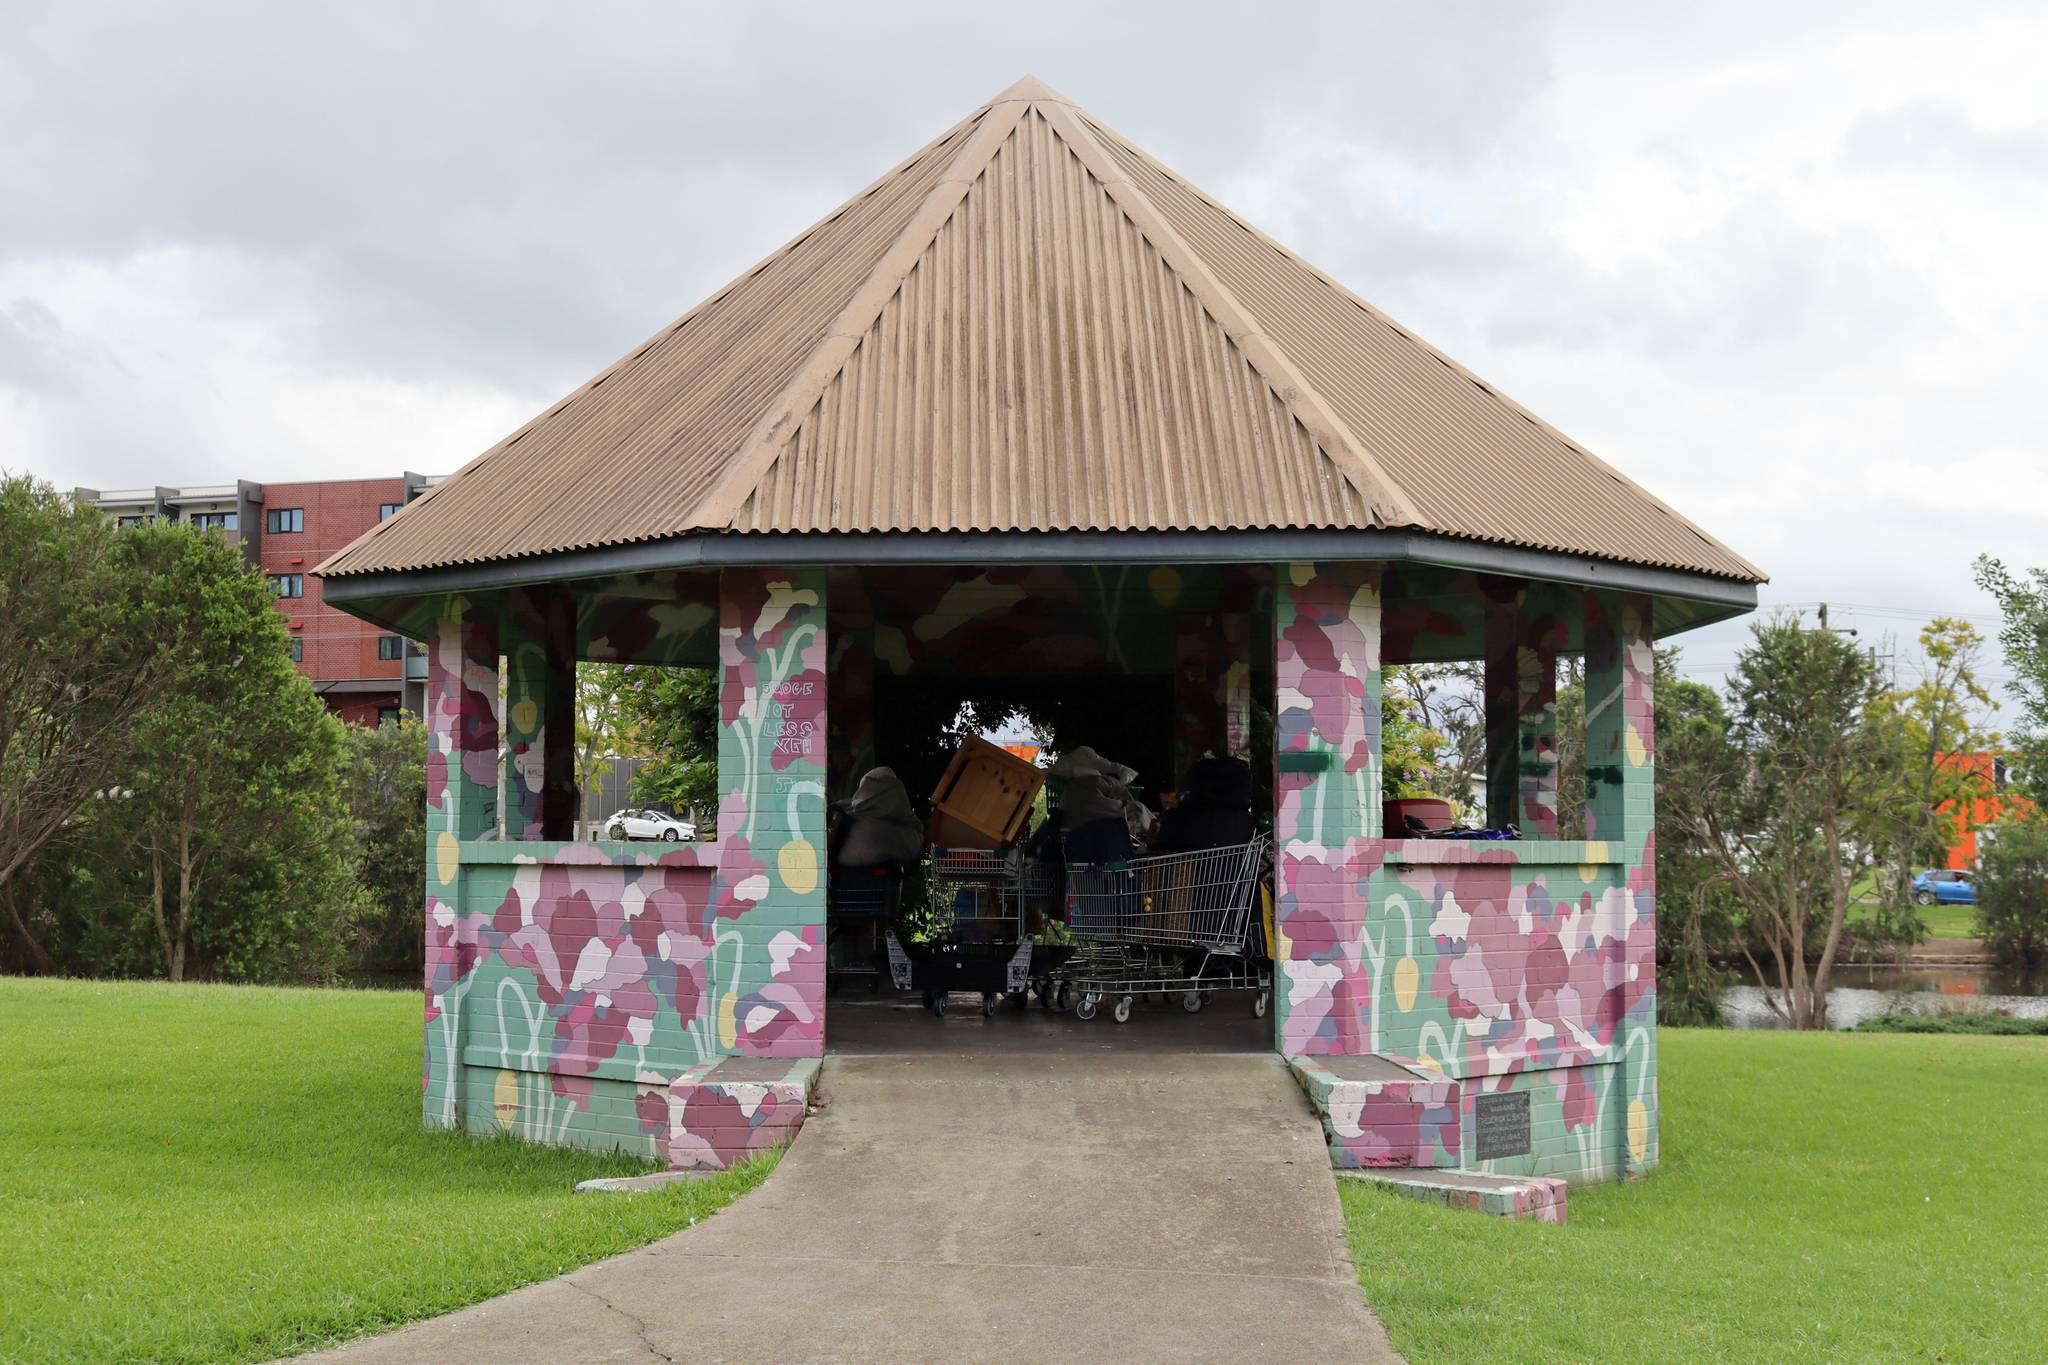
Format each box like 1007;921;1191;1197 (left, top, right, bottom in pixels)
3;1;2042;700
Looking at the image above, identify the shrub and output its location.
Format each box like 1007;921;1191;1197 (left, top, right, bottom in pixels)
1853;1011;2048;1036
1976;820;2048;970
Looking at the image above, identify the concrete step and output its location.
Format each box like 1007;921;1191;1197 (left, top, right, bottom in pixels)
1342;1166;1568;1223
1288;1053;1461;1169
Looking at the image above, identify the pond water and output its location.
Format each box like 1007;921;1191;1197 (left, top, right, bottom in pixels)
1721;962;2048;1029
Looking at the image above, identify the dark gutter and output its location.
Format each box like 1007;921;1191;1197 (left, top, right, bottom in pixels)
320;528;1759;634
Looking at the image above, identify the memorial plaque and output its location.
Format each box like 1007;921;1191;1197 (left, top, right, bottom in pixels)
1473;1090;1532;1160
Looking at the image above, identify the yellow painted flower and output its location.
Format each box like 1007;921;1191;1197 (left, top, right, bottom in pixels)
493;1069;520;1130
435;831;461;884
718;991;739;1049
1393;956;1419;1012
1627;1099;1649;1164
510;698;539;735
778;838;819;896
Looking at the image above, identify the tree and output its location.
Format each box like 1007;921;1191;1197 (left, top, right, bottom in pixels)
1384;663;1484;814
0;477;175;971
1663;615;1892;1028
1973;555;2048;807
121;528;360;981
1975;819;2048;970
1380;666;1452;800
626;666;720;828
1647;661;1742;1026
574;662;638;830
344;715;427;978
1859;618;2001;935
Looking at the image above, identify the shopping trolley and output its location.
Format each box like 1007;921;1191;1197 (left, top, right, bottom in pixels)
1060;833;1272;1024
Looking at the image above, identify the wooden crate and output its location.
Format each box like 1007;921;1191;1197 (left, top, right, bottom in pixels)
926;735;1046;849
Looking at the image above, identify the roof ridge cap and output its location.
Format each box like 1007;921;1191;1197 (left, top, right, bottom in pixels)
1035;99;1421;530
681;98;1034;530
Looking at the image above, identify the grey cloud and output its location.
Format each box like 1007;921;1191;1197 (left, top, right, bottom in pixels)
1846;98;2048;178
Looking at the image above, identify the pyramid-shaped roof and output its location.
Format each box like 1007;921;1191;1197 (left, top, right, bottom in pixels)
321;77;1761;583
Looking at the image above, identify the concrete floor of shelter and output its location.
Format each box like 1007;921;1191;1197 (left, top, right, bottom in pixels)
824;984;1275;1055
307;1052;1397;1363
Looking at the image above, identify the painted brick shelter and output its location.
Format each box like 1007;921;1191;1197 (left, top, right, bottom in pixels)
320;78;1760;1192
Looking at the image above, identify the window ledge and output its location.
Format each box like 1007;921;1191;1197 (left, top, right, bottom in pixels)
1377;838;1629;867
458;838;722;868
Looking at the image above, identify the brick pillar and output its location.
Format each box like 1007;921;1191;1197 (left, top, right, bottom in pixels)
1272;562;1381;1056
422;598;498;1128
502;588;577;840
1584;589;1658;1175
713;567;828;1058
1517;588;1564;837
1174;611;1254;780
1482;588;1520;830
1583;591;1653;844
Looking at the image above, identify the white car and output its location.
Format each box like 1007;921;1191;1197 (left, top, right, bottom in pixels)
605;808;697;842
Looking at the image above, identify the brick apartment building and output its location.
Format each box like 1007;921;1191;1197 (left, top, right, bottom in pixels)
75;474;439;724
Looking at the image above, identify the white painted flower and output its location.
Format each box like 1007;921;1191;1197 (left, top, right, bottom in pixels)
569;939;612;992
1428;892;1470;943
768;930;806;974
735;874;771;903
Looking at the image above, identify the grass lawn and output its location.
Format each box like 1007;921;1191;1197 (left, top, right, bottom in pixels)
1345;1029;2047;1363
1;979;774;1364
1912;902;1979;938
1848;896;1979;939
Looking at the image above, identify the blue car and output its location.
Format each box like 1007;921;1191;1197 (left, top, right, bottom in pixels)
1911;869;1977;906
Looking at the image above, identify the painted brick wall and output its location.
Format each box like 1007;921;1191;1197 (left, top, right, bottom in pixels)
418;569;829;1162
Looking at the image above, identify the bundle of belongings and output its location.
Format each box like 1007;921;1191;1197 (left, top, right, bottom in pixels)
1048;745;1154;863
830;766;925;870
1158;756;1255;852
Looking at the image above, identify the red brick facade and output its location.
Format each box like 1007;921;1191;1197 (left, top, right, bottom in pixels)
260;477;411;724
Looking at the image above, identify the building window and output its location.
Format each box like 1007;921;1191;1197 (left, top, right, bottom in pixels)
266;507;304;534
379;503;402;521
116;514;144;528
378;635;404;661
377;707;402;727
289;638;304;662
270;574;303;598
191;511;238;532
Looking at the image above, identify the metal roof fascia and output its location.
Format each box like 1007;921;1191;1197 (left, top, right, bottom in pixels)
320;528;1757;616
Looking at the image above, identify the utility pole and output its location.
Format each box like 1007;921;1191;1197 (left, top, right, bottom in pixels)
1817;603;1857;637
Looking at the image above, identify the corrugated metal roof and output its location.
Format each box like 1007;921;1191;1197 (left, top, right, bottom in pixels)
322;76;1761;583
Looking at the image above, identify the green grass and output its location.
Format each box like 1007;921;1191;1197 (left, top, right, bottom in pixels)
1345;1030;2048;1362
0;979;776;1364
1849;896;1979;939
1911;902;1980;938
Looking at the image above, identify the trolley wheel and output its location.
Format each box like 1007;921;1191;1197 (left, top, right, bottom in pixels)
1056;981;1072;1010
1076;994;1099;1021
934;995;948;1019
982;993;997;1018
1113;995;1133;1024
1038;978;1055;1011
1182;989;1204;1014
1253;988;1270;1019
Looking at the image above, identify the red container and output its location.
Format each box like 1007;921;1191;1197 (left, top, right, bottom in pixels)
1383;798;1455;838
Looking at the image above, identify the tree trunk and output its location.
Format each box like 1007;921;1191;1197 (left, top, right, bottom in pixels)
149;846;177;980
171;820;193;983
0;879;56;975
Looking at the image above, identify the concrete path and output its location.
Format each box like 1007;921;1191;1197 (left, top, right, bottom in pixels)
308;1053;1398;1363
